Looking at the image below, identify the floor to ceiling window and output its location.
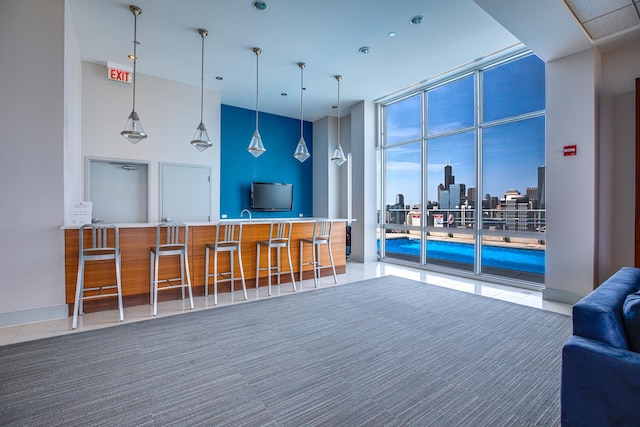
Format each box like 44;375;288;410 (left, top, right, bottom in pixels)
379;51;546;286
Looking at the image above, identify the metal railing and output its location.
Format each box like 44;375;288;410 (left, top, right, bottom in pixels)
383;208;546;234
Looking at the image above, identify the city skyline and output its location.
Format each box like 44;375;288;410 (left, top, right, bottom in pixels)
385;147;544;208
384;54;545;209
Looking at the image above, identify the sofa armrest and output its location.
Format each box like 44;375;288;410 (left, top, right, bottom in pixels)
561;335;640;426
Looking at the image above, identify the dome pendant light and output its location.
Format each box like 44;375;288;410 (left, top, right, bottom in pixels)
121;5;147;144
331;75;347;166
247;47;266;158
293;62;311;163
190;29;212;151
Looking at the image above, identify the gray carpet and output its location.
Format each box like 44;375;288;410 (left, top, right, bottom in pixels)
0;276;571;426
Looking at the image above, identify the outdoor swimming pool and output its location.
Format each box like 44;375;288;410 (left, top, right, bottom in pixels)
381;237;545;275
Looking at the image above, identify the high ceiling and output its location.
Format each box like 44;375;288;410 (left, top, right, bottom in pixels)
67;0;640;121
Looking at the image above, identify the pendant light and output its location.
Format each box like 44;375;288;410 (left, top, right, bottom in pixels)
190;29;212;151
247;47;266;158
331;75;347;166
121;5;147;144
293;62;311;162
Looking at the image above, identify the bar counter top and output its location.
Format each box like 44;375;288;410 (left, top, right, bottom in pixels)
61;217;352;229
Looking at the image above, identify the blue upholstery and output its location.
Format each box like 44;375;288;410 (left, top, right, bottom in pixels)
561;267;640;426
623;292;640;352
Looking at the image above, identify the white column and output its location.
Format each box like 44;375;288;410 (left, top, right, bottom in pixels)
313;115;347;219
543;48;599;304
350;101;378;263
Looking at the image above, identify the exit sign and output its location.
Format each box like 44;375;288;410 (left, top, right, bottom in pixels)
107;62;132;83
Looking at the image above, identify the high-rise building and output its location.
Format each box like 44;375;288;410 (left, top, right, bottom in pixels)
527;187;539;209
538;166;545;209
440;190;450;210
444;165;455;190
437;183;445;205
467;187;477;205
504;189;521;200
449;184;461;209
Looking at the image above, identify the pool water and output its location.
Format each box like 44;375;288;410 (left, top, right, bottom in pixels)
382;237;545;275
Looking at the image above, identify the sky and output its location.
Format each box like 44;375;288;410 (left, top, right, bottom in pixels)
384;54;545;207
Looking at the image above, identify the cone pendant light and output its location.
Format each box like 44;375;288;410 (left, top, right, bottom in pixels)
190;29;212;151
293;62;311;162
247;48;266;158
331;75;347;166
121;5;147;144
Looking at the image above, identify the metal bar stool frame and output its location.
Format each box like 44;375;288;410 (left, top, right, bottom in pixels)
205;222;247;305
73;223;124;329
256;221;297;296
299;219;338;288
150;222;194;316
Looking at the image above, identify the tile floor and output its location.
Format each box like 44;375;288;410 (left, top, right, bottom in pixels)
0;261;572;346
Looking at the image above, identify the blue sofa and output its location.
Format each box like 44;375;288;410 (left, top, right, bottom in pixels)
561;267;640;426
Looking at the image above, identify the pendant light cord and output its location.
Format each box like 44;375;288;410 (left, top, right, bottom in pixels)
337;75;341;149
132;10;138;113
199;31;205;124
255;48;260;130
300;63;304;137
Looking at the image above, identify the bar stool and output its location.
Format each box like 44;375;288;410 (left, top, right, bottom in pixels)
205;222;247;305
299;219;338;288
256;221;297;296
73;224;124;329
150;222;194;316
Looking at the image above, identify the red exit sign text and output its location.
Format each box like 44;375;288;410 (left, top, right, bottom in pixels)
108;67;131;83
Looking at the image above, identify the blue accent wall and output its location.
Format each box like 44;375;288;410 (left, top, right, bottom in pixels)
220;104;313;219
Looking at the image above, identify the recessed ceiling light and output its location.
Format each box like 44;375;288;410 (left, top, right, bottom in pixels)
388;31;396;37
359;46;371;54
253;1;267;11
410;15;424;24
215;76;223;80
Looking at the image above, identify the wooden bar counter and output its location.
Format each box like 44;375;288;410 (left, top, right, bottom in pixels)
63;219;347;311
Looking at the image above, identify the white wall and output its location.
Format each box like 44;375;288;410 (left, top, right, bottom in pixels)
0;0;68;324
597;40;640;282
80;62;221;222
544;48;600;303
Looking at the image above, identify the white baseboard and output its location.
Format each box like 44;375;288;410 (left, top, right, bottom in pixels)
0;305;68;328
543;288;584;305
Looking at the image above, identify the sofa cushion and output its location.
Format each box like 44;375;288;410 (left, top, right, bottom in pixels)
623;292;640;352
573;267;640;350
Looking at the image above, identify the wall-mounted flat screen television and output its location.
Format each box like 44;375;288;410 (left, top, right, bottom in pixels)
250;182;293;211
